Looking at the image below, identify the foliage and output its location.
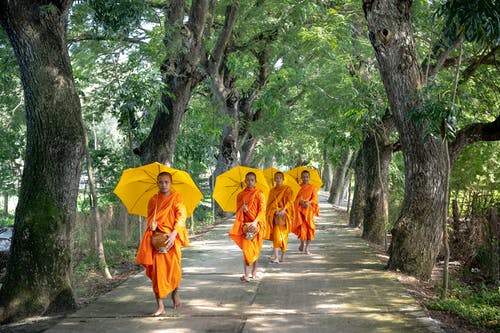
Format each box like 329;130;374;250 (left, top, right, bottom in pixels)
427;281;500;331
437;0;500;45
387;152;405;228
410;83;457;140
452;142;499;192
0;215;14;228
0;31;25;197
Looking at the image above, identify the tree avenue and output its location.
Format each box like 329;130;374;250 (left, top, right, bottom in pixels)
0;0;498;325
0;0;85;322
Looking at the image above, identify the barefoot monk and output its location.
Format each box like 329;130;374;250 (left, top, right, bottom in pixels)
293;170;319;255
265;171;295;263
229;172;266;282
136;172;189;316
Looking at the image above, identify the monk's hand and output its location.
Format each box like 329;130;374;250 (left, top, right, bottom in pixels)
249;221;258;232
242;203;248;213
166;230;178;250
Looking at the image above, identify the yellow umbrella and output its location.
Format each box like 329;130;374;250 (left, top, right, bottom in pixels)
263;167;301;197
213;166;269;212
285;166;323;189
113;162;203;218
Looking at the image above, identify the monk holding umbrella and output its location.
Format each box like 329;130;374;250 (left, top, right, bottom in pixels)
213;166;268;282
290;168;320;255
263;169;298;264
114;162;203;316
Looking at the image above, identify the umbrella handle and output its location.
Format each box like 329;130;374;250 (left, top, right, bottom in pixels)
150;194;159;231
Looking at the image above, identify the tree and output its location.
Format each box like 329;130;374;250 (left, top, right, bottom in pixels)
360;112;395;245
134;0;209;165
0;0;86;322
363;0;499;279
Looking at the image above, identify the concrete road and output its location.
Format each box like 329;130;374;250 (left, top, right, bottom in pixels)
44;192;444;333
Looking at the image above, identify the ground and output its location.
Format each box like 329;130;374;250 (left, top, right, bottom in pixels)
0;211;494;333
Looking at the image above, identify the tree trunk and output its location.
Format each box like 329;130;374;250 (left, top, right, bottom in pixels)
239;102;262;166
322;150;332;191
349;150;366;228
240;134;257;166
364;0;448;279
487;207;499;282
119;203;129;243
134;0;209;166
2;192;7;215
84;138;111;279
362;131;392;245
0;0;85;321
328;149;353;204
213;104;240;180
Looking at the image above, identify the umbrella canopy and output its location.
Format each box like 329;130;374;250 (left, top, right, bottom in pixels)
263;167;301;197
113;162;203;218
285;166;323;189
213;166;269;212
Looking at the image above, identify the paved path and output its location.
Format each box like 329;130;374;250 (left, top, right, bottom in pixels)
44;192;444;333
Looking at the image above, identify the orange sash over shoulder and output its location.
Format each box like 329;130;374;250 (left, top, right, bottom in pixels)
136;191;189;298
293;184;319;241
264;185;295;240
229;187;266;265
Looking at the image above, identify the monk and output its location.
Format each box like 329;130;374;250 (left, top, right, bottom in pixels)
264;171;295;263
135;172;189;316
293;170;319;255
229;172;266;282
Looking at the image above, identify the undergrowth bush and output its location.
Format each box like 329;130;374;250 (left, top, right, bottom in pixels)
426;281;500;332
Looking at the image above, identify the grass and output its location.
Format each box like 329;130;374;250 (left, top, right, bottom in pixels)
426;280;500;332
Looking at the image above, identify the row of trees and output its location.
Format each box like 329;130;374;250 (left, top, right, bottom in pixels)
0;0;498;322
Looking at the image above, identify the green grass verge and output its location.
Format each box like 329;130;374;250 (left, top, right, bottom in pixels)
426;282;500;332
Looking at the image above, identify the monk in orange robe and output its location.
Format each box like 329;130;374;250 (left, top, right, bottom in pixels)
229;172;266;282
265;171;295;263
136;172;189;316
293;170;319;255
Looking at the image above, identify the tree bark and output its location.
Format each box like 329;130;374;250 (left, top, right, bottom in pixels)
0;0;85;321
364;0;448;279
322;148;332;190
349;150;366;228
362;130;392;245
328;149;353;204
84;137;111;279
208;4;241;186
2;192;7;215
134;0;209;166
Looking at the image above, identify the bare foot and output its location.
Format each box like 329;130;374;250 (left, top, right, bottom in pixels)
151;308;165;317
240;275;250;282
172;290;181;309
251;272;262;281
270;258;279;264
305;246;311;255
298;243;304;252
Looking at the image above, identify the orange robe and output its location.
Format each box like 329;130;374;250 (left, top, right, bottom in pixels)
264;184;295;251
293;184;319;241
135;191;189;299
229;187;266;265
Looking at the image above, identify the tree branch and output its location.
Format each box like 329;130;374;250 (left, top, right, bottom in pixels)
67;33;147;45
449;115;500;164
460;45;499;83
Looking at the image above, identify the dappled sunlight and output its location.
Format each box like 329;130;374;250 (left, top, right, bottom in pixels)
43;193;440;332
